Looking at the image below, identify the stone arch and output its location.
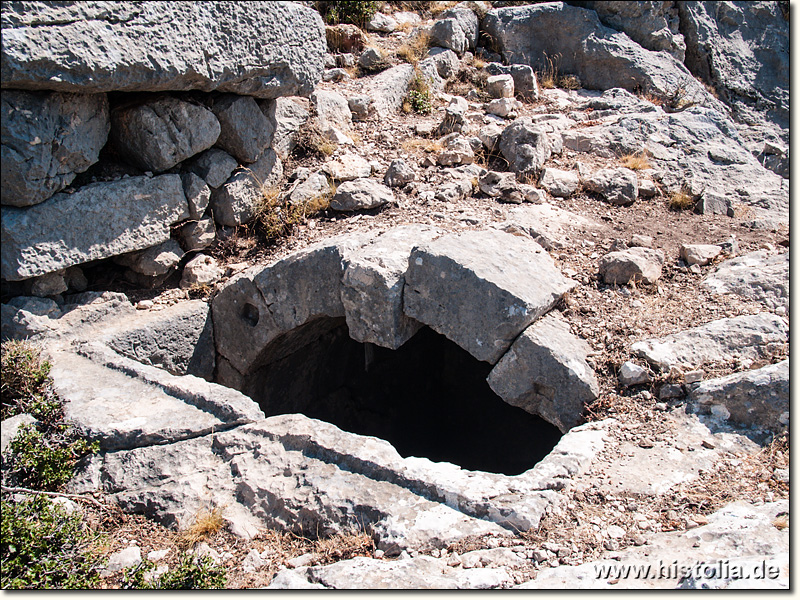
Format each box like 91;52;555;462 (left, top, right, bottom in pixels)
212;226;598;434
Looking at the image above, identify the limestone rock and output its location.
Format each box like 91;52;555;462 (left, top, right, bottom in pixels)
1;175;188;281
104;299;215;380
404;230;576;364
619;361;652;386
288;171;332;206
599;247;664;285
342;225;440;349
500;118;553;178
486;97;520;118
702;251;788;312
689;360;788;432
110;96;219;172
358;47;387;72
678;2;788;129
25;271;68;297
312;90;353;134
584;168;638;205
478;171;517;198
430;8;479;55
485;62;539;101
384;159;416;188
262;97;310;161
1;90;109;207
630;313;788;372
269;556;510;589
488;314;599;432
323;153;371;182
366;12;397;33
331;179;394;212
180;255;224;290
427;47;460;80
185;149;238;189
348;95;374;121
539;168;579;198
1;413;37;455
211;95;273;164
102;546;142;576
482;2;718;107
486;74;514;99
1;2;326;98
503;203;603;251
114;239;184;278
178;218;215;253
363;64;415;118
180;173;211;220
437;137;474;166
681;244;722;266
210;149;282;226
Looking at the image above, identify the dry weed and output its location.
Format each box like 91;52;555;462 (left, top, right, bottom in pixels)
619;151;652;171
401;138;443;153
668;189;695;211
313;530;374;564
180;507;225;547
429;1;458;17
397;30;430;65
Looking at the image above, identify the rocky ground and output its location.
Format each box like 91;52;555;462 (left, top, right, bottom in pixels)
1;1;789;590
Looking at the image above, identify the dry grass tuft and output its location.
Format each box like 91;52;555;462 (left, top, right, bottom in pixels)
313;530;374;563
668;189;696;211
429;1;458;17
557;74;581;90
401;138;443;153
397;30;430;65
619;151;652;171
180;507;225;547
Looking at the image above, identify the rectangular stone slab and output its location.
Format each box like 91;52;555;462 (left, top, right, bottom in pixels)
1;174;188;280
403;229;576;363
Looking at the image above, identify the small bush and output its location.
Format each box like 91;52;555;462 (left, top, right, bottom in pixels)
121;553;227;590
1;340;57;422
557;74;581;90
405;72;433;115
1;495;103;589
316;1;379;27
252;183;333;246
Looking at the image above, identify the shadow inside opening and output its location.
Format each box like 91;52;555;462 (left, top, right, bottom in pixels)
243;319;562;476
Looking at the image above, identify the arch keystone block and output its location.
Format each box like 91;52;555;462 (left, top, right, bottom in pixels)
403;230;576;364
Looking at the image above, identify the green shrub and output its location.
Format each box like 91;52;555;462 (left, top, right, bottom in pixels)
316;1;379;27
121;554;227;590
404;72;433;114
1;340;59;423
4;424;99;492
1;495;103;589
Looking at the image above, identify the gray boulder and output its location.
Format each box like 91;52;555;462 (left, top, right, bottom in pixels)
437;96;470;136
482;2;719;106
427;47;460;79
1;90;109;207
384;159;416;188
111;96;220;172
702;251;788;313
437;137;474;166
680;244;722;266
323;153;371;182
330;179;394;212
599;247;665;285
185;148;238;189
486;74;514;99
358;47;387;72
347;95;374;122
499;118;555;179
430;8;479;55
114;239;184;278
312;90;353;135
584;167;638;204
25;271;68;297
487;314;599;432
178;217;216;252
180;172;211;221
578;1;686;61
210;149;282;226
688;360;788;432
404;230;576;364
262;97;310;161
363;64;415;118
1;2;325;98
631;313;788;372
2;175;188;281
180;255;225;290
341;225;440;349
678;1;788;129
366;12;397;33
288;171;332;206
485;62;539;101
539;168;579;198
211;95;273;164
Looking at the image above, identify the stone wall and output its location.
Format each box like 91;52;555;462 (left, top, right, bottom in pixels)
1;1;325;292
